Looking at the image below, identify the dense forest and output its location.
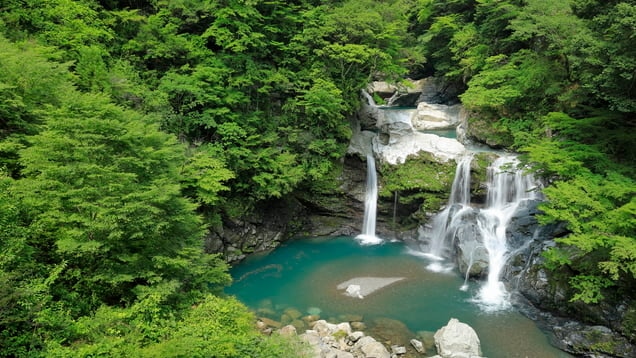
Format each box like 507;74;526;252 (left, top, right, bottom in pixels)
0;0;634;356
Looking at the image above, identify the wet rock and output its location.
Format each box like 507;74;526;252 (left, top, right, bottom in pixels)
284;307;303;320
391;345;407;355
278;324;297;337
410;338;425;353
357;337;391;358
368;317;415;347
348;331;365;343
303;314;321;324
553;322;636;358
258;317;282;329
351;321;367;331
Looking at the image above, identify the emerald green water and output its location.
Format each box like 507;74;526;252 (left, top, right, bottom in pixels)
419;128;457;139
226;236;571;358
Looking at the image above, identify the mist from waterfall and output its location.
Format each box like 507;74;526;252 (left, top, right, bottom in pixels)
356;154;382;245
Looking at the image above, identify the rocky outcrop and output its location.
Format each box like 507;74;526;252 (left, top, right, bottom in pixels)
498;199;636;357
368;77;462;107
433;318;483;358
373;132;466;165
205;197;309;262
412;102;465;131
298;320;392;358
263;317;486;358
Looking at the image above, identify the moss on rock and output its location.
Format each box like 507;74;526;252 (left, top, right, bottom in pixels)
378;152;457;227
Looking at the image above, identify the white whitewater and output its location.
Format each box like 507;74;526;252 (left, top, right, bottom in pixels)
475;156;541;310
417;154;540;310
356;155;382;245
422;154;473;259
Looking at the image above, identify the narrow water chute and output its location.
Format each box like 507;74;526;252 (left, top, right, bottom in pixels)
356;154;382;245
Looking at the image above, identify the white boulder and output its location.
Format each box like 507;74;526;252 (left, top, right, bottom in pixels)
434;318;483;358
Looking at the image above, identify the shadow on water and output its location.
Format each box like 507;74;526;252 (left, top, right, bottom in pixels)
226;236;573;358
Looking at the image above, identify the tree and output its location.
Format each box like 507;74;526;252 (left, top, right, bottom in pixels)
14;91;230;313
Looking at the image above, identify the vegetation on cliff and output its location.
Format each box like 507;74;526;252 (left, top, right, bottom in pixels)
412;0;636;341
0;0;634;355
0;0;409;355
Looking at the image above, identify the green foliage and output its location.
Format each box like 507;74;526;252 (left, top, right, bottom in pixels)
43;295;309;358
380;154;457;223
412;0;636;308
537;169;636;303
180;144;235;206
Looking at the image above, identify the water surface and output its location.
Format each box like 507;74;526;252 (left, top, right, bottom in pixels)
226;236;571;358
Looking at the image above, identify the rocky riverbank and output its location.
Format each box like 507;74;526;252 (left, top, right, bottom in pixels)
264;317;483;358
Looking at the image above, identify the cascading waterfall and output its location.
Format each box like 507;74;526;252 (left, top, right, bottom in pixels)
474;156;541;309
416;154;541;310
356;154;382;245
421;154;473;261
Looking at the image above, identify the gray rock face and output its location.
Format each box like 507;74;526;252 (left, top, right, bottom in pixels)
553;323;635;358
434;318;483;358
455;235;489;278
369;77;461;106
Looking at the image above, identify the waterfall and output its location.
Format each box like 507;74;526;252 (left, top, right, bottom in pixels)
474;156;540;310
421;154;473;260
356;155;382;245
414;154;540;310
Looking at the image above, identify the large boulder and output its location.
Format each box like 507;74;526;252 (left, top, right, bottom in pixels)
412;102;465;130
373;132;466;165
434;318;483;358
355;336;391;358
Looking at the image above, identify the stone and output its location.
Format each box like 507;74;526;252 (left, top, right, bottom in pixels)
360;341;391;358
412;102;464;130
552;322;636;357
307;306;322;316
313;320;340;337
348;331;365;343
323;349;354;358
410;339;425;353
258;317;282;329
256;307;276;317
350;321;367;331
280;313;292;325
278;324;297;337
335;322;352;336
255;320;267;330
291;319;306;331
338;314;364;322
367;317;415;348
300;330;321;345
284;307;303;319
345;284;364;299
434;318;482;358
354;336;377;349
303;314;321;324
391;345;407;354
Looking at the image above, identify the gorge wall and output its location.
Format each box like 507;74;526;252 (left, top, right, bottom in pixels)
210;77;635;357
